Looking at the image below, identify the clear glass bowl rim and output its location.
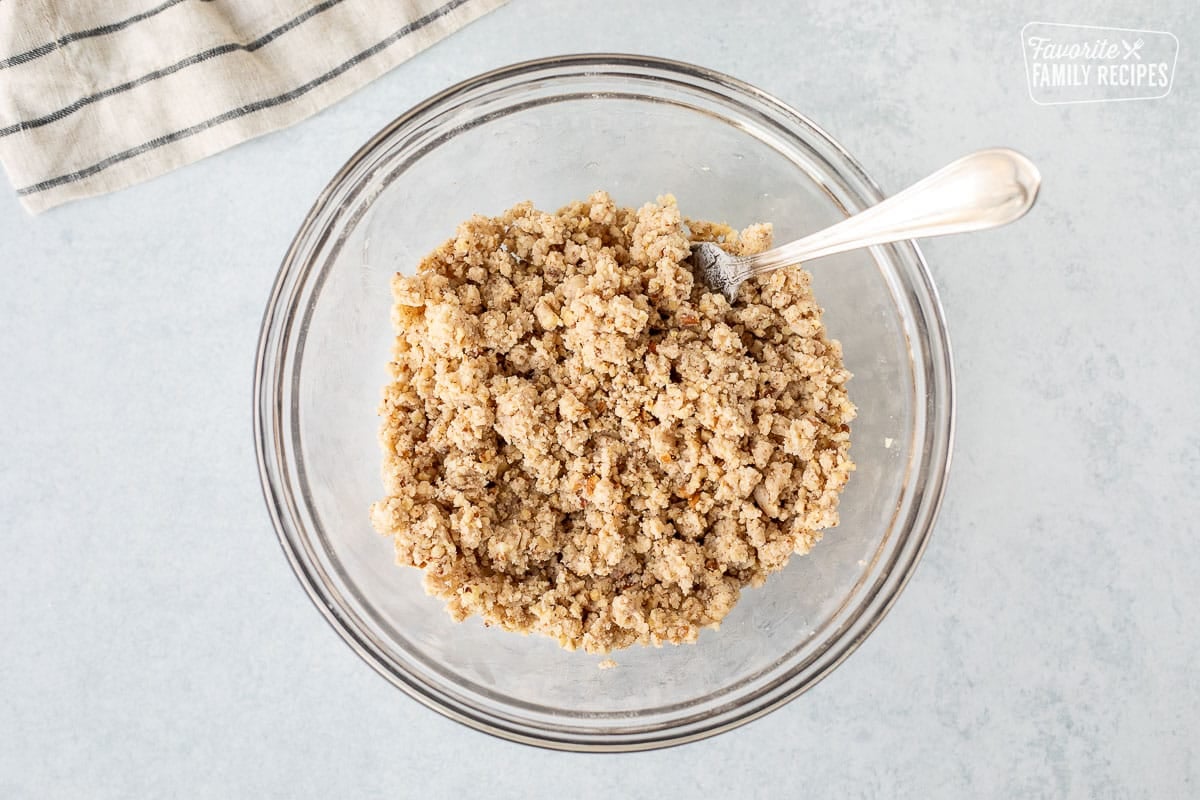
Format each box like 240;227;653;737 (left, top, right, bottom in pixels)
254;53;956;752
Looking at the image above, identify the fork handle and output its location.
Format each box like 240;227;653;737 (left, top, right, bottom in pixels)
742;148;1041;275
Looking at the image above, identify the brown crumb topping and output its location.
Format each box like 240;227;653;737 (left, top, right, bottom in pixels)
370;191;855;653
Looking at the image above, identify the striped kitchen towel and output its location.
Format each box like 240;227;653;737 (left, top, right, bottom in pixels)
0;0;505;214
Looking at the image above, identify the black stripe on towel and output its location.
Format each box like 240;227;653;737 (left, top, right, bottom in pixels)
0;0;188;70
0;0;347;137
16;0;470;196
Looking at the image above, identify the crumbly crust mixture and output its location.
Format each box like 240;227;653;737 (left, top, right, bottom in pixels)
371;192;854;653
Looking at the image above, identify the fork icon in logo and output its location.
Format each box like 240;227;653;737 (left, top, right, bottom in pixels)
1122;38;1145;59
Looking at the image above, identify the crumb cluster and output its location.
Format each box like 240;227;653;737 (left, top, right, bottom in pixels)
371;191;855;653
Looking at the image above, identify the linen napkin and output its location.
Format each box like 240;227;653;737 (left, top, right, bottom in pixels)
0;0;505;214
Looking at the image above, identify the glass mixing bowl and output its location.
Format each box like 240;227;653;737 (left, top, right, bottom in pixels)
254;54;954;751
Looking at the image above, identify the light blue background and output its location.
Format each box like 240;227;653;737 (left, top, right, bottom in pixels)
2;1;1196;797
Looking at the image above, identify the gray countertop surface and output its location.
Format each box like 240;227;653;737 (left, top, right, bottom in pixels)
2;1;1197;797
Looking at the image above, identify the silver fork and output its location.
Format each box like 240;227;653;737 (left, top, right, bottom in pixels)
690;148;1041;301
